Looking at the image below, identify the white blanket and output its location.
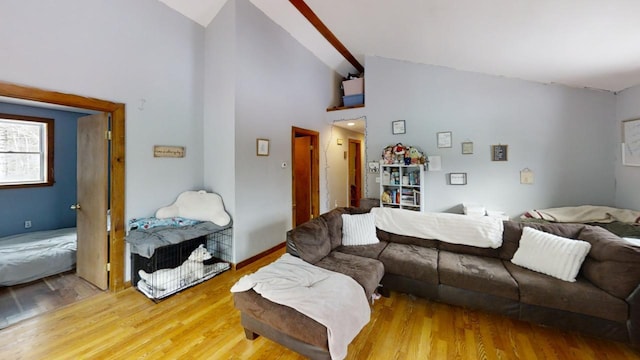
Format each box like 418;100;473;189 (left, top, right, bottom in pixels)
521;205;640;224
372;207;504;248
231;254;370;360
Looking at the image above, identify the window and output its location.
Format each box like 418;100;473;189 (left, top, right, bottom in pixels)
0;113;54;188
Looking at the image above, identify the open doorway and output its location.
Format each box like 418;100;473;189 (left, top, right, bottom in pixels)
348;139;362;207
0;81;125;293
329;117;366;209
291;126;319;227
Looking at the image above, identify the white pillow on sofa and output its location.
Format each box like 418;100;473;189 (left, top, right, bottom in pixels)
511;227;591;282
341;213;379;246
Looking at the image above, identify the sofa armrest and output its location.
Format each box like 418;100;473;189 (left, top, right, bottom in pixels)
627;282;640;348
285;218;331;264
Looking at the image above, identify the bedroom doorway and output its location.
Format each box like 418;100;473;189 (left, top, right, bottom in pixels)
348;139;362;208
0;81;126;292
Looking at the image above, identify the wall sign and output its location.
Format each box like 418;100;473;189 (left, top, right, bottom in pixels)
154;145;185;158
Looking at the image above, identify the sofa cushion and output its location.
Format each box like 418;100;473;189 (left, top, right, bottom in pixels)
287;218;330;264
335;241;388;259
499;221;586;260
504;261;628;322
511;227;591;282
576;226;640;299
439;242;500;259
439;251;519;300
577;225;640;262
341;213;379;246
319;208;348;250
379;243;438;284
315;251;384;299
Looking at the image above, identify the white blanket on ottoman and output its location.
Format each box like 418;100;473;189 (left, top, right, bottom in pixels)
230;253;370;360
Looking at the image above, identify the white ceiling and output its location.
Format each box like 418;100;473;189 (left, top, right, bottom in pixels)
158;0;640;92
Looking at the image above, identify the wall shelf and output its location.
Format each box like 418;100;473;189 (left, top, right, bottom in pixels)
326;104;365;112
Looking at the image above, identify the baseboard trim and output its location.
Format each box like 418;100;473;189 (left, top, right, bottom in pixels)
235;242;286;270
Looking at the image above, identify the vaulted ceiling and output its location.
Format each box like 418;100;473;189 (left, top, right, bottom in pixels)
158;0;640;92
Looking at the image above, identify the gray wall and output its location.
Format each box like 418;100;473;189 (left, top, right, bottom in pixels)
364;56;617;217
204;0;337;262
0;0;205;220
614;85;640;210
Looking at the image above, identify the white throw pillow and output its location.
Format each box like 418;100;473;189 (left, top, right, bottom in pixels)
155;190;231;226
511;227;591;282
341;213;379;246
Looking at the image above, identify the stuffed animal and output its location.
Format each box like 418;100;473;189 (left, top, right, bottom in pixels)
382;146;394;164
409;147;423;164
138;244;213;292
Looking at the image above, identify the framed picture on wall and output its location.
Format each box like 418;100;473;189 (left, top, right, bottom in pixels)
448;172;467;185
437;131;452;148
257;138;270;156
392;120;406;134
491;144;508;161
461;141;473;154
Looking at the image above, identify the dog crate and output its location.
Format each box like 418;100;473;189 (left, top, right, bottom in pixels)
132;227;232;300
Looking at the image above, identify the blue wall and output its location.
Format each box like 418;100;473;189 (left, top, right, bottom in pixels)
0;102;86;238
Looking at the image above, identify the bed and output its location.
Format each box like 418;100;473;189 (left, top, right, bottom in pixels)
0;228;77;286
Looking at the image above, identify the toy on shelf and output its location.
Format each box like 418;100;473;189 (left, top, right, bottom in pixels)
381;143;426;165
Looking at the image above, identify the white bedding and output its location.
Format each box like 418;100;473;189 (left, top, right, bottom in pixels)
231;254;370;360
0;228;77;286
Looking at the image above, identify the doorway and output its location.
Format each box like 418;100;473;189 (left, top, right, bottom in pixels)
0;80;125;292
348;139;362;208
291;126;319;227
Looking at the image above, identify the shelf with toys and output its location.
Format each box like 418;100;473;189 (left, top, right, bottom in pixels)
380;144;426;212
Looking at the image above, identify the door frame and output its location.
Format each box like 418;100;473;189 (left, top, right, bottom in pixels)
291;126;319;227
0;80;126;292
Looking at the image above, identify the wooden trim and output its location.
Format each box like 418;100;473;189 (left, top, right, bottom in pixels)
0;80;125;293
289;0;364;74
235;242;285;270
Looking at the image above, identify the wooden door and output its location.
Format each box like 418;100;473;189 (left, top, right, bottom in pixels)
294;136;312;226
76;113;109;290
291;127;319;228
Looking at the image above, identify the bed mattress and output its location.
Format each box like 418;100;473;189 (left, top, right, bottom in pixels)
0;228;77;286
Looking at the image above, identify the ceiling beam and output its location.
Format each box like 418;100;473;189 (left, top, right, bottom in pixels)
289;0;364;74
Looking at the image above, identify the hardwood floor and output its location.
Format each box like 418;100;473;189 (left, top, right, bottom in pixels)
0;250;638;359
0;271;102;330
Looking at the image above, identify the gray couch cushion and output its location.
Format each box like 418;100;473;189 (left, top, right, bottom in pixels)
318;208;348;250
287;218;330;264
504;261;628;323
439;251;519;300
335;241;388;259
379;243;439;284
577;225;640;299
315;251;384;300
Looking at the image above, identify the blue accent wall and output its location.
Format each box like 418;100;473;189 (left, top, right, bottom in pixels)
0;102;87;238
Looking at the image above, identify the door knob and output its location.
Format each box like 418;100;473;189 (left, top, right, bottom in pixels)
70;204;81;210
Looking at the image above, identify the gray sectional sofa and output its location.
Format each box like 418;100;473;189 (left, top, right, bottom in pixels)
233;207;640;359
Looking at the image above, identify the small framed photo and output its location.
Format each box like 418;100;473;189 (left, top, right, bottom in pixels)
449;172;467;185
437;131;452;148
461;141;473;155
392;120;406;135
257;138;270;156
491;144;508;161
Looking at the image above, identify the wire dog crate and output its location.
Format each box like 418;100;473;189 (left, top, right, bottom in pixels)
132;227;233;300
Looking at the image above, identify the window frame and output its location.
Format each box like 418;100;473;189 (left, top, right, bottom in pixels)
0;113;55;189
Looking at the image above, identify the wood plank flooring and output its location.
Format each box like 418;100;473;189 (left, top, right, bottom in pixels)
0;250;638;359
0;271;102;330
